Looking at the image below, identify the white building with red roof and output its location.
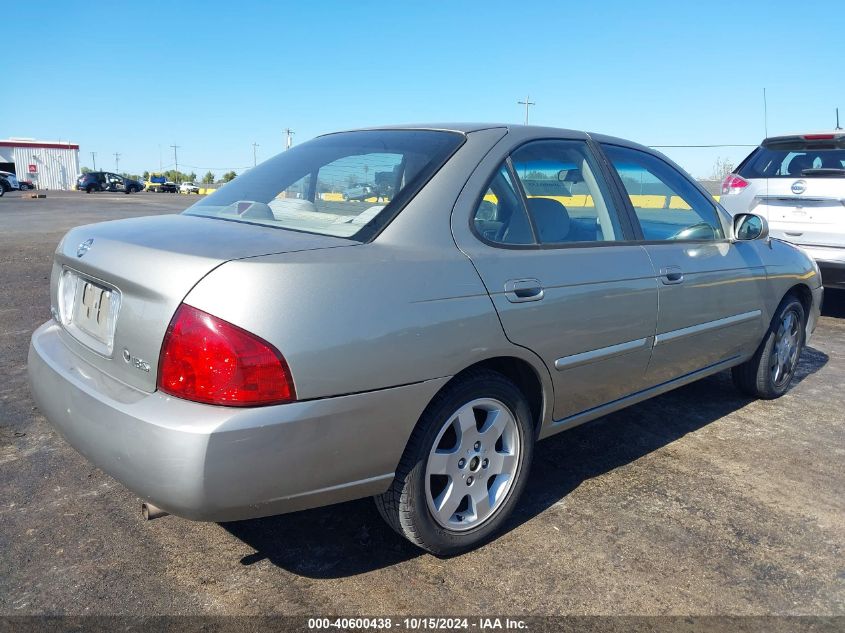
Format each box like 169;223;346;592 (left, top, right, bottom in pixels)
0;138;80;190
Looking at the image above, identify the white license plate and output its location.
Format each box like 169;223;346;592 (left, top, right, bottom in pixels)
74;280;114;341
59;270;121;354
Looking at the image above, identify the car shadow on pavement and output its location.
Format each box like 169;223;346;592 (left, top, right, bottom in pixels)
222;346;828;578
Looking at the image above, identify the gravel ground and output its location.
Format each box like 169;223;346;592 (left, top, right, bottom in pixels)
0;190;842;617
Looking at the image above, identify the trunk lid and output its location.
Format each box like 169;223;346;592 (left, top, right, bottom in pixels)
51;214;356;392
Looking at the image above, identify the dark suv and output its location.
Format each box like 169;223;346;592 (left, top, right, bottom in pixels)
76;172;143;194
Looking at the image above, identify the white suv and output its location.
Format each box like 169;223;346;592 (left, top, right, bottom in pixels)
720;131;845;289
179;182;200;194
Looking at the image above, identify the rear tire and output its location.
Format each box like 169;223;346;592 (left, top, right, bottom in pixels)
375;370;535;556
732;295;805;399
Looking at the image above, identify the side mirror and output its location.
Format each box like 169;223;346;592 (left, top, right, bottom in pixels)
733;213;769;241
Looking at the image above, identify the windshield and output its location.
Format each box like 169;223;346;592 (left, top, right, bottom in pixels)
738;145;845;179
185;129;464;240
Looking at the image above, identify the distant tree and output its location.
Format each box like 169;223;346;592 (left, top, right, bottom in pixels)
142;170;150;181
81;166;92;174
222;171;237;182
525;170;551;180
710;157;735;181
202;171;215;184
188;172;198;183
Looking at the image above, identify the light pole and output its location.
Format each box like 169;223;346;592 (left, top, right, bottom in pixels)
91;152;97;171
252;142;259;167
517;95;536;125
114;152;121;173
285;128;294;150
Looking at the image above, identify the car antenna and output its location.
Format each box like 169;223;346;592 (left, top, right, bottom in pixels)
763;88;768;138
836;107;842;131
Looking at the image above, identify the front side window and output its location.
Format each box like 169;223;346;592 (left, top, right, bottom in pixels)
187;130;464;240
603;144;725;242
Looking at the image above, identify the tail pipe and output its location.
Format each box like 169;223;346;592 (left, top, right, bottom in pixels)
141;502;169;520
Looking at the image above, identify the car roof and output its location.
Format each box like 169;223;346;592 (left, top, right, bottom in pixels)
762;130;845;145
322;123;652;151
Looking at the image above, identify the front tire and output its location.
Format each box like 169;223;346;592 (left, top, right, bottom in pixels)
732;295;806;399
375;370;535;555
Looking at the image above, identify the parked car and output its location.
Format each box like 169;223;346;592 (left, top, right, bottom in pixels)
28;124;822;555
19;179;36;190
145;174;178;193
342;183;374;201
180;182;200;194
0;170;20;192
720;131;845;289
77;172;143;194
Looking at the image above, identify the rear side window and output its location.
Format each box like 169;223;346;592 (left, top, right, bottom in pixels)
511;140;623;244
603;144;725;242
473;164;535;245
737;146;845;179
472;140;624;246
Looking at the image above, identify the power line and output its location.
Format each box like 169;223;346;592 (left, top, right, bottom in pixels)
179;162;252;171
649;144;757;148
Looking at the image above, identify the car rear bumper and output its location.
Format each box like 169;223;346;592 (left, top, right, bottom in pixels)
818;261;845;289
28;320;447;522
797;245;845;289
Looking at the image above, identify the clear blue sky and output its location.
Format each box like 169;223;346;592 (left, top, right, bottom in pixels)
4;0;842;179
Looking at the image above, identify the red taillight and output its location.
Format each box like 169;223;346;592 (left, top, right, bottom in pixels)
157;304;295;407
721;173;749;195
803;133;835;140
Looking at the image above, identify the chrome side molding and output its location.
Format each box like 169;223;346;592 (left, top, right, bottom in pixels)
654;310;762;346
555;337;649;371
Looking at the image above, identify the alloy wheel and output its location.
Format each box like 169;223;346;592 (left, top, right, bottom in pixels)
771;309;801;386
425;398;520;532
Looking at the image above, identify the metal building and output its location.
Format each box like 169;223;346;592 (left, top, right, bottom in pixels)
0;139;80;190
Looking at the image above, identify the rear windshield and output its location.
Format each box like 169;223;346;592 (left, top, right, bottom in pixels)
737;145;845;179
185;130;464;241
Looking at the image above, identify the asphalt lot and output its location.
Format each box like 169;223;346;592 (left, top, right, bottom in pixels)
0;190;843;616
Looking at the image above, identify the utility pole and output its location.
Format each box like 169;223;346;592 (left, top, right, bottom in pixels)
518;95;536;125
114;152;121;173
91;152;97;171
836;107;842;131
170;144;180;183
252;142;259;167
285;128;295;150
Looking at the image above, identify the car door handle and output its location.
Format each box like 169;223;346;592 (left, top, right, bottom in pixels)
659;266;684;285
504;279;545;303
